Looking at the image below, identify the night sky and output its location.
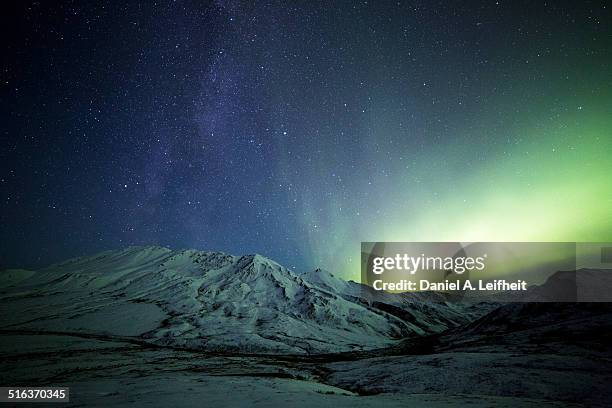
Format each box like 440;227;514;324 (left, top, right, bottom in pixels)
2;1;611;279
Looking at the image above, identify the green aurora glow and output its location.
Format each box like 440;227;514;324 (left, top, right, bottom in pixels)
298;99;612;282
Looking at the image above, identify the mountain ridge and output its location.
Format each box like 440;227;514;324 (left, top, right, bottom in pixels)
0;246;474;354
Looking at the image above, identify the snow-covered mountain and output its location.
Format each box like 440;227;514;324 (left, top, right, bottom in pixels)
3;248;611;406
0;246;473;354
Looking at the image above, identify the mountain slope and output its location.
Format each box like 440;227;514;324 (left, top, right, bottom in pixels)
323;274;612;406
0;246;473;354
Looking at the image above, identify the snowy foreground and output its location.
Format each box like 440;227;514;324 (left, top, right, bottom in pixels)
1;246;611;407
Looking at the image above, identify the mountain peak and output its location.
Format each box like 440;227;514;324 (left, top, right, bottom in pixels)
1;246;479;354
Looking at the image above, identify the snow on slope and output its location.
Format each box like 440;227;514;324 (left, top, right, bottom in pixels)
324;301;612;406
301;268;476;334
0;246;472;354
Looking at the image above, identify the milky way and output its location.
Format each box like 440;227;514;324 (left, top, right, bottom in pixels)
2;1;611;279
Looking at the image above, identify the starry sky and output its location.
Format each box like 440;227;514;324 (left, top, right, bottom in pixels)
2;1;611;280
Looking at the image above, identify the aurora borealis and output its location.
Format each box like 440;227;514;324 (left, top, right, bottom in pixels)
2;1;611;281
